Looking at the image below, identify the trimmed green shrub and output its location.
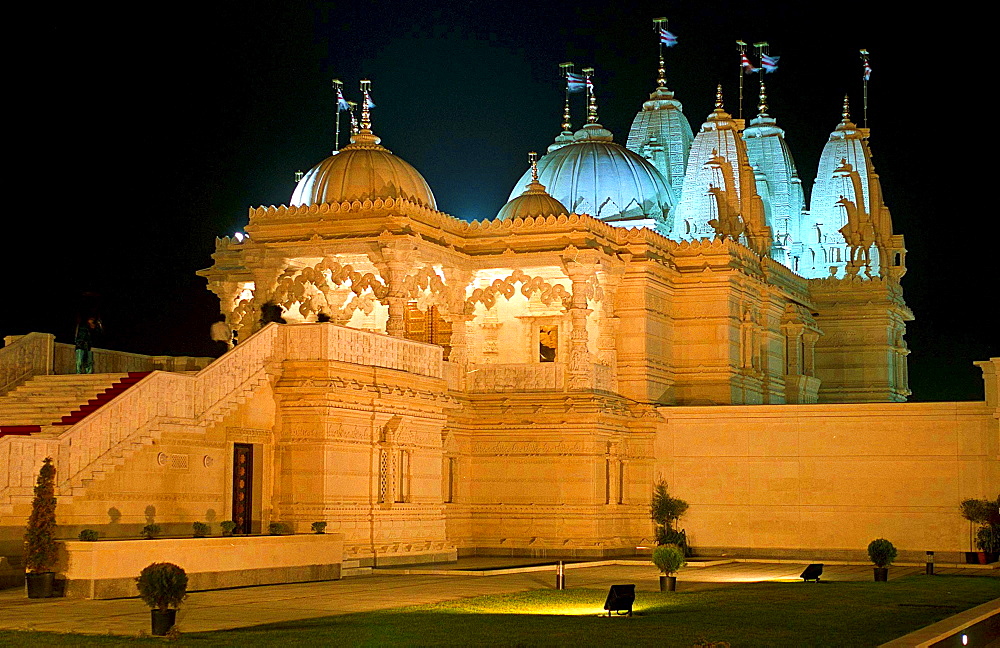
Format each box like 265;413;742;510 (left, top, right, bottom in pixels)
25;457;58;573
78;529;99;542
220;520;237;536
311;521;327;534
650;480;688;531
652;544;687;575
961;499;996;525
142;523;162;540
975;524;1000;553
192;522;210;538
268;521;290;535
136;562;188;611
867;538;898;568
656;527;690;556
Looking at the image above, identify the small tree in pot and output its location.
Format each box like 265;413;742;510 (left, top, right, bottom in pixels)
867;538;897;582
651;480;690;555
961;497;1000;564
24;457;58;598
136;562;188;636
652;544;687;592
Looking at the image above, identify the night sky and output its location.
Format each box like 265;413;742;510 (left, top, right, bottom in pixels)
6;2;995;401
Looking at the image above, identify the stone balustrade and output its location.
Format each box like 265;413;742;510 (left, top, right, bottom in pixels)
468;362;566;393
0;333;54;396
283;323;443;378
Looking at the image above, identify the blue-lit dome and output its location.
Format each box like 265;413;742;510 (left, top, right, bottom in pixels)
509;123;675;233
626;86;694;197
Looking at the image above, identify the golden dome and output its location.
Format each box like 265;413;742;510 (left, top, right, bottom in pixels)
498;156;569;220
290;131;437;209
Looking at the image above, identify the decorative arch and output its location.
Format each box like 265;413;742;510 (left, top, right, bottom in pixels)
465;269;572;313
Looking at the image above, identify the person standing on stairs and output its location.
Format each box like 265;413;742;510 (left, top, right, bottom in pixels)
74;316;101;374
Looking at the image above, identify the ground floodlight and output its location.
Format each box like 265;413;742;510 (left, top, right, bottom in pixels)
800;564;824;582
604;584;635;617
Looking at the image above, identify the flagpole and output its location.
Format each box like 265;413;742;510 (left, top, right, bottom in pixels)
753;42;769;118
332;79;343;151
559;62;574;131
736;41;747;120
860;49;870;128
583;67;597;123
654;17;667;87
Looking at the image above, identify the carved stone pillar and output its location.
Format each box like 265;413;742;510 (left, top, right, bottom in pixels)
803;331;820;377
377;243;415;338
564;257;595;391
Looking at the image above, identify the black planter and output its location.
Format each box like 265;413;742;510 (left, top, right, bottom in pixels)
659;575;677;592
25;572;55;598
151;609;177;636
874;567;889;582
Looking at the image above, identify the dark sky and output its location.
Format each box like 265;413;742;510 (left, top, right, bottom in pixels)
5;1;995;401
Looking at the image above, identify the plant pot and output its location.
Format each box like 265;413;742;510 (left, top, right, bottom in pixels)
25;572;55;598
873;567;888;582
977;551;999;564
151;609;177;636
966;552;981;564
660;575;677;592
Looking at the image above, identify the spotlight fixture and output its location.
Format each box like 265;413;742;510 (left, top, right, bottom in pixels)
800;564;824;582
603;584;635;617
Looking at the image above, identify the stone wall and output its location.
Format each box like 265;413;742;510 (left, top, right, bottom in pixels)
653;398;999;560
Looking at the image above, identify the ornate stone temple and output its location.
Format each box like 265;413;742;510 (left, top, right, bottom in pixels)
1;60;997;570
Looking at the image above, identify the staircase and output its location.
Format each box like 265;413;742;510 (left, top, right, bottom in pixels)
0;374;130;436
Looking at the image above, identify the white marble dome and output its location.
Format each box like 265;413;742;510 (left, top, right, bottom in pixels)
509;123;675;233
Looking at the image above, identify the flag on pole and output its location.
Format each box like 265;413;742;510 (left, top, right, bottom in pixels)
337;88;349;111
863;59;872;81
365;95;376;109
566;72;586;93
761;54;780;73
741;52;759;74
659;28;678;47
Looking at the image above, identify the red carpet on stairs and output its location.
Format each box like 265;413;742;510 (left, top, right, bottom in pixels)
0;425;41;438
53;372;152;427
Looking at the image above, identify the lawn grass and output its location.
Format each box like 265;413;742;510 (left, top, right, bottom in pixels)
1;574;997;647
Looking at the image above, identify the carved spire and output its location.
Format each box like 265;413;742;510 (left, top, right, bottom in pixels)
842;94;851;122
758;80;768;117
529;151;539;182
715;84;724;111
360;79;374;133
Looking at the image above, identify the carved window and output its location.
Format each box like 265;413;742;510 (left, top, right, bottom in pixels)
539;325;558;363
617;460;625;504
446;457;456;504
605;459;611;505
793;256;799;272
405;303;452;359
833;247;842;263
396;449;410;503
378;449;388;504
894;252;901;266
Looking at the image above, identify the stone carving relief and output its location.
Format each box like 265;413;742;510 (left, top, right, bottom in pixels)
466;269;572;313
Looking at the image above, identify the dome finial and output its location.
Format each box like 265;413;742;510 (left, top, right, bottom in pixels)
842;94;851;122
757;80;768;117
583;67;598;124
715;84;725;111
347;101;359;134
529;151;539;183
653;16;669;88
360;79;374;133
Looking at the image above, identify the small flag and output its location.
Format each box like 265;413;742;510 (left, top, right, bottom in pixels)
566;72;586;93
337;88;349;112
741;52;759;74
863;60;872;81
761;54;780;73
659;28;678;47
365;95;376;109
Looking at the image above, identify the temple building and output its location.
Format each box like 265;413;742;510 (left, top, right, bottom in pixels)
1;49;997;577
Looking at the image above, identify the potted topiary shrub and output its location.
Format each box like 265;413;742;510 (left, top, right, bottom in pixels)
652;543;686;592
311;521;327;534
651;480;690;555
142;523;161;540
192;522;210;538
136;562;188;636
867;538;897;581
961;497;1000;564
78;529;99;542
975;524;1000;563
24;457;58;598
268;521;289;535
220;520;237;537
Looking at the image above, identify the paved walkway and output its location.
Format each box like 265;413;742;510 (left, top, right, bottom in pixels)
0;561;995;636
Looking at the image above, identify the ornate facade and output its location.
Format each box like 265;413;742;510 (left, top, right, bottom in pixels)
1;62;997;567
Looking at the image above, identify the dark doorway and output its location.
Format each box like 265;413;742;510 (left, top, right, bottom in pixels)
232;443;253;535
